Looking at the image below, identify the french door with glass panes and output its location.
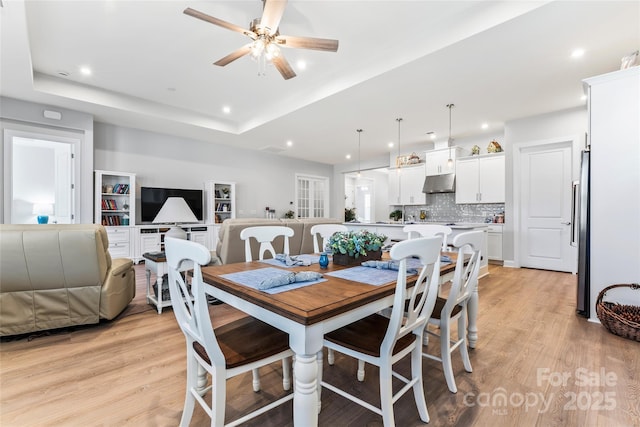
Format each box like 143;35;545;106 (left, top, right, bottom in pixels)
296;174;329;218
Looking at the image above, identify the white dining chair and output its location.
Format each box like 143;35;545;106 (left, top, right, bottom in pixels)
321;236;442;427
403;224;452;251
165;237;294;426
423;230;482;393
240;226;294;262
310;223;348;253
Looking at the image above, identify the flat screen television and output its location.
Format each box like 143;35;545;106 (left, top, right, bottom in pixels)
140;186;204;223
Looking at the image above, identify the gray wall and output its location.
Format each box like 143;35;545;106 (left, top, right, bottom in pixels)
94;122;335;223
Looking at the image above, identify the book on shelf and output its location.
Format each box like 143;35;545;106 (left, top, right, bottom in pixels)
111;184;130;194
102;199;118;210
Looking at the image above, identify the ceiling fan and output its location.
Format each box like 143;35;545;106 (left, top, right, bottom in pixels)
184;0;339;80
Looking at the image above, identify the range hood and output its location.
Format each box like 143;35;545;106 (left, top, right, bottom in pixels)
422;173;456;194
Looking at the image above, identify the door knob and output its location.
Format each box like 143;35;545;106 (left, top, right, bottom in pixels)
561;221;571;225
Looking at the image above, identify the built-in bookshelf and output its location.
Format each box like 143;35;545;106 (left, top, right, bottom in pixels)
205;180;236;224
95;170;136;227
94;170;136;259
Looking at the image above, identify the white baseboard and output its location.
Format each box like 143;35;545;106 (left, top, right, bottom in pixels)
503;260;518;268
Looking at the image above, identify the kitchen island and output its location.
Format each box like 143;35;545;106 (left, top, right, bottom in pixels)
344;221;490;277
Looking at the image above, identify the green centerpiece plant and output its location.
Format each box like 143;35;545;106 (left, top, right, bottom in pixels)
328;230;387;265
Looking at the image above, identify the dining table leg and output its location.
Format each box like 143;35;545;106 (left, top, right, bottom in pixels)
467;286;479;348
293;353;319;425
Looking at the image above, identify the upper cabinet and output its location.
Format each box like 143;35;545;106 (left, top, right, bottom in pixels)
94;170;136;226
455;154;505;204
205;180;236;224
425;147;462;176
388;164;426;205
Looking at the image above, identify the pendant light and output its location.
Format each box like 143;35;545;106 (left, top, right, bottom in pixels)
356;129;363;178
396;117;403;172
446;103;455;168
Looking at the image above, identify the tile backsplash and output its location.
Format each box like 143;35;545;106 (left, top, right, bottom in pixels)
401;193;504;223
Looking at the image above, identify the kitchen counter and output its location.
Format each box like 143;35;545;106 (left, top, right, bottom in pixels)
344;221;492;277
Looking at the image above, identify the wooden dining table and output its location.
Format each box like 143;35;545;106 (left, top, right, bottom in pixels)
200;253;478;427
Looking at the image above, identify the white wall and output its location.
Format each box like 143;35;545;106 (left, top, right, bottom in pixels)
585;68;640;320
94;122;335;223
503;107;587;262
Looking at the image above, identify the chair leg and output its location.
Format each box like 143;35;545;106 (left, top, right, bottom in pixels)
180;354;198;427
327;348;335;365
282;357;292;391
357;359;366;382
379;362;395;427
252;368;261;392
211;371;226;427
459;313;473;373
411;341;430;423
440;321;457;393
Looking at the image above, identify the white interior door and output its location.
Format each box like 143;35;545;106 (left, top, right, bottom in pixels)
519;141;575;272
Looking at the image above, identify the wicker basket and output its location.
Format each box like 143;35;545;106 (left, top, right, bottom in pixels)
595;283;640;342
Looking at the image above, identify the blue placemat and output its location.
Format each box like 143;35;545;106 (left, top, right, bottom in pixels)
220;267;327;294
326;266;400;286
259;254;320;268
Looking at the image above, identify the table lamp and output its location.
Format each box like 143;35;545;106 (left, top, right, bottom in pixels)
32;203;54;224
152;197;197;240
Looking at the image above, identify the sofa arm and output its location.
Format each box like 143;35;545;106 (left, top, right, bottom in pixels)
100;258;136;320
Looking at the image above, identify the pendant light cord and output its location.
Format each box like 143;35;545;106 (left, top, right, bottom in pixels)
396;118;403;168
357;129;363;176
446;104;454;166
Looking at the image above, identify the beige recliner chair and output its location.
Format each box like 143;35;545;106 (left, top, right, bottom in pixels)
0;224;136;336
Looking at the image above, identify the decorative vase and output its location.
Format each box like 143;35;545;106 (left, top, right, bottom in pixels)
332;250;382;266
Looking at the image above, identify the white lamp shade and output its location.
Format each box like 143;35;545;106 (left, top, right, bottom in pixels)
32;203;54;215
152;197;198;224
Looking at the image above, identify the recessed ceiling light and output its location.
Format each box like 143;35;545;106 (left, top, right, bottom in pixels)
388;142;394;148
346;154;351;160
481;123;489;130
297;60;307;70
79;66;92;76
571;48;585;58
286;140;293;147
430;133;436;140
222;106;231;114
57;70;70;77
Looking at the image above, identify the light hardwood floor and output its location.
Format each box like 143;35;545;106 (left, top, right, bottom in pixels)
1;264;639;426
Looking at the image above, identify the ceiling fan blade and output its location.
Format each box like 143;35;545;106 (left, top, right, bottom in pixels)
214;44;253;67
184;7;255;38
261;0;288;35
272;54;296;80
277;35;339;52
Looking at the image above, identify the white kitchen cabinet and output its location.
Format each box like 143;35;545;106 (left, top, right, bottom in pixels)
388;164;426;205
424;147;462;176
487;225;503;261
455;154;505;204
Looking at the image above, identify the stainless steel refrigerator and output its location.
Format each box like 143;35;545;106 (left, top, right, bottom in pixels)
573;150;590;317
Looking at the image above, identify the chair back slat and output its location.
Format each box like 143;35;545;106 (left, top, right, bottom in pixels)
240;226;294;261
381;236;442;355
403;224;452;251
165;237;226;368
310;224;348;253
448;231;483;310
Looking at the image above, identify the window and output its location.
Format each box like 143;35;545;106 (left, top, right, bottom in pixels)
295;174;329;218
